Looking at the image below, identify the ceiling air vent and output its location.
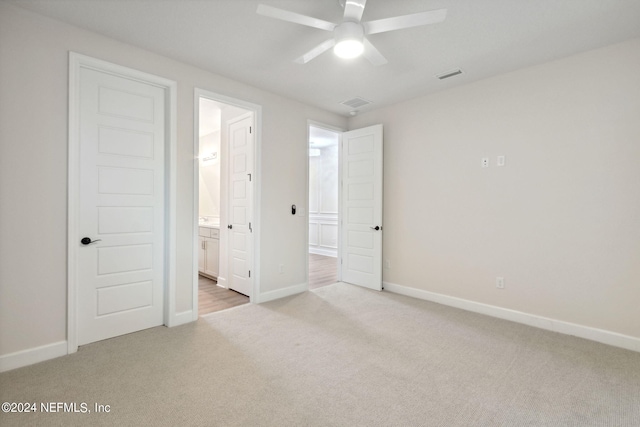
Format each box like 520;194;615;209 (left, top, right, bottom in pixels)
340;97;372;109
436;69;463;80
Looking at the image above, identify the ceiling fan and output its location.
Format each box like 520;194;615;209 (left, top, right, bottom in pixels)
256;0;447;66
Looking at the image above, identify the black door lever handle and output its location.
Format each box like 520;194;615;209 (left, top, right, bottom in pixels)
81;237;102;245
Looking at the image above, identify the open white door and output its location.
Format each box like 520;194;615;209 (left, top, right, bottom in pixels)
76;66;166;345
340;124;383;291
227;114;254;297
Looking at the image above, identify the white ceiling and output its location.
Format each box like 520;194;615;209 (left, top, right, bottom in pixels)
9;0;640;117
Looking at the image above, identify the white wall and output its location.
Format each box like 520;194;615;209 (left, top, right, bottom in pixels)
199;131;221;219
0;3;347;358
349;38;640;340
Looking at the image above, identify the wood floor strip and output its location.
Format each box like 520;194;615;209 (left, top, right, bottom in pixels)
198;254;336;314
309;253;337;290
198;276;249;316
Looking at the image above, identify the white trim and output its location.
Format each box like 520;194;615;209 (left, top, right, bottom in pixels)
172;310;195;327
309;213;340;219
164;69;178;328
383;281;640;353
309;247;338;257
337;130;343;283
192;92;201;321
309;215;338;257
0;341;67;373
194;88;262;310
68;52;178;351
217;276;228;289
256;282;308;304
67;52;80;354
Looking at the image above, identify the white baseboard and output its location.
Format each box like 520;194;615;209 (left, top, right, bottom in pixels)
3;310;196;372
198;272;218;281
217;277;228;288
0;341;68;373
256;282;307;304
309;247;337;257
383;281;640;353
170;310;195;327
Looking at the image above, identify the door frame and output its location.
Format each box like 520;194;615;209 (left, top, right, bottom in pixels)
67;52;178;354
193;88;262;316
305;120;345;289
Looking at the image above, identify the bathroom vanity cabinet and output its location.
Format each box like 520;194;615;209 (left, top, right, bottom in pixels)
198;226;219;279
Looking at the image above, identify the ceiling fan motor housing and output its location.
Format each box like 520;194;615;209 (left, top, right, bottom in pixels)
334;21;365;58
335;21;364;43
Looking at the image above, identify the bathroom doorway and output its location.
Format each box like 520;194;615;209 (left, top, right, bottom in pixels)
307;124;341;289
195;91;260;315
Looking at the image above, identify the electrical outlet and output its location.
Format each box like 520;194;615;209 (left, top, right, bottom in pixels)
497;155;506;167
482;157;489;168
279;264;284;274
496;277;505;289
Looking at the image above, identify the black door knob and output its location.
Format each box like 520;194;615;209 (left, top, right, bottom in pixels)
81;237;102;245
370;226;380;231
228;225;233;229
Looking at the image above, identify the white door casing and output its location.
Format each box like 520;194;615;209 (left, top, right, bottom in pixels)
69;53;177;352
227;114;254;297
340;124;383;291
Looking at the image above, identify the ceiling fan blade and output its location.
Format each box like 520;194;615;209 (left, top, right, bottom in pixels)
343;0;367;23
257;4;336;32
362;38;387;66
294;38;336;64
363;9;447;35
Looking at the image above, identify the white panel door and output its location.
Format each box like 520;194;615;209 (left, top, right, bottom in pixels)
227;115;253;297
341;124;383;290
77;67;165;345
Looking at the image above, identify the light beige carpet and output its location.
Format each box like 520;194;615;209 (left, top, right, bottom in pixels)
1;283;639;426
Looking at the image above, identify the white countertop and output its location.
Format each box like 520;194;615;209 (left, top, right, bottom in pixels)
198;222;220;229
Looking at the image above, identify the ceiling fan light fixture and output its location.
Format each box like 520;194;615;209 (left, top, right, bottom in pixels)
334;39;364;58
333;21;364;59
256;3;447;65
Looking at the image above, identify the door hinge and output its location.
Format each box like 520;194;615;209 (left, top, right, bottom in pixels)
249;126;252;134
248;173;252;182
249;222;252;233
248;270;251;278
341;258;343;265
